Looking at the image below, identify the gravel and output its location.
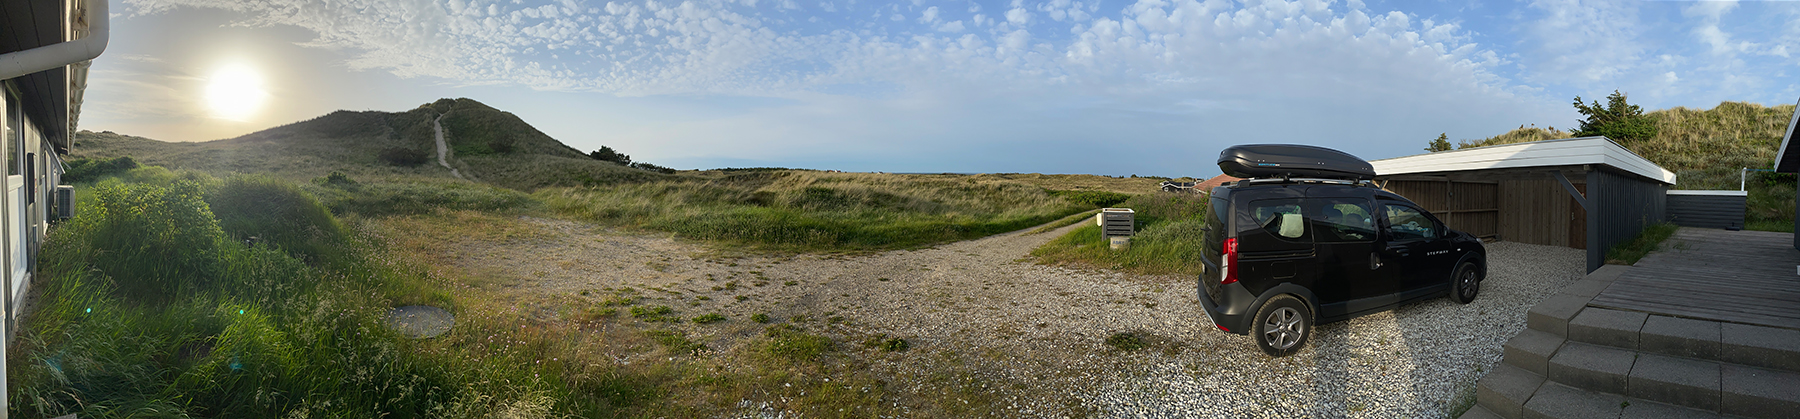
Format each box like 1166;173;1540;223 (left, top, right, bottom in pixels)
443;217;1588;418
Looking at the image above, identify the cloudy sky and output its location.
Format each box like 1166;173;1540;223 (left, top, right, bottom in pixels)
82;0;1800;177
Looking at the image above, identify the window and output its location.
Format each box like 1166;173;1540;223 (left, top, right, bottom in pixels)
1309;199;1376;243
1385;204;1439;240
1246;199;1307;240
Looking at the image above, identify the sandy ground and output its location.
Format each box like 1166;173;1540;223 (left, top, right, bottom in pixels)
436;215;1586;418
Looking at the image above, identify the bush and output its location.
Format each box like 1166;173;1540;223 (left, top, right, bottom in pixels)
1051;190;1132;208
313;171;359;189
377;147;430;166
74;181;228;300
208;176;347;264
589;146;631;165
630;162;676;174
63;156;138;183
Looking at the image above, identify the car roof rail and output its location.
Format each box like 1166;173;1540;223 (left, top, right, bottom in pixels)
1232;177;1375;187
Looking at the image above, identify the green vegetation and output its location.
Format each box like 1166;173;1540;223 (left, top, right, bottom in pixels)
1572;90;1658;143
762;325;833;362
542;171;1084;252
1031;193;1210;275
10;175;581;418
1104;332;1147;351
1049;190;1132;208
1605;222;1679;265
61;156;138;183
1458;100;1798;232
691;313;727;324
1425;133;1452;152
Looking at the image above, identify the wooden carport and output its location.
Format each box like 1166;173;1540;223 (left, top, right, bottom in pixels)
1371;137;1677;272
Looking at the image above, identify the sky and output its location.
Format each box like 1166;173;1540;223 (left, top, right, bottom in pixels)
80;0;1800;178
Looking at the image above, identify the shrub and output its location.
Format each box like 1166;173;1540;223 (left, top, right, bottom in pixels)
751;313;770;323
208;176;347;264
691;313;726;324
63;156;138;183
312;171;359;189
377;147;429;166
74;181;227;300
1051;190;1132;208
629;162;676;174
589;146;631;165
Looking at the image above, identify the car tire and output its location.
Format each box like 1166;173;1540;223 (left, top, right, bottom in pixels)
1251;295;1311;357
1449;260;1481;304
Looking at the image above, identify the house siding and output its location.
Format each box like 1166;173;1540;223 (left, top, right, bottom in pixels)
1666;194;1747;229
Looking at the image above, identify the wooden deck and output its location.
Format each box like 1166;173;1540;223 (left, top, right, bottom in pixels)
1589;228;1800;330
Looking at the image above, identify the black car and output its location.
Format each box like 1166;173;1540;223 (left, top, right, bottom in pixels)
1199;144;1486;356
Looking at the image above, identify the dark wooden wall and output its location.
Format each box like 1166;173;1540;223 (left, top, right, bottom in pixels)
1498;179;1576;247
1383;180;1499;238
1666;194;1746;229
1587;170;1669;272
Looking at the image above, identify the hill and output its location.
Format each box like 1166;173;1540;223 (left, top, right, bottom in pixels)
73;98;666;190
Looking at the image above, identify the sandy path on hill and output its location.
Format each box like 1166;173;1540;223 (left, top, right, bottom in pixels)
432;114;464;180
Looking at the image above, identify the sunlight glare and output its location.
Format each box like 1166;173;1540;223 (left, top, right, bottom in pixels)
205;63;269;121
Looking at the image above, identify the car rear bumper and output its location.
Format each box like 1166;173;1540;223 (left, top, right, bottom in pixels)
1197;276;1256;335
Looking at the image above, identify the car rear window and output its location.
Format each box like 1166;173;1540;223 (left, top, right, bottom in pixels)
1240;199;1308;242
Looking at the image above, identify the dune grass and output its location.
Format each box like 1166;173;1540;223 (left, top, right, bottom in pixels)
539;170;1087;252
1605;222;1680;265
1030;193;1210;275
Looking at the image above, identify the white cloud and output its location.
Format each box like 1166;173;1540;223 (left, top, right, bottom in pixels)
936;20;965;32
1519;0;1645;85
1005;7;1030;25
920;6;939;23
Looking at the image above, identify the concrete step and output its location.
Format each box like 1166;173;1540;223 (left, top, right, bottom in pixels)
1619;398;1724;419
1528;295;1591;338
1504;328;1565;377
1478;363;1545;419
1721;323;1800;374
1548;341;1636;395
1523;382;1625;419
1457;403;1503;419
1721;363;1800;418
1628;353;1720;412
1569;307;1648;350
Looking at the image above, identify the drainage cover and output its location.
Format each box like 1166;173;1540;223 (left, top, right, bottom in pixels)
385;305;455;339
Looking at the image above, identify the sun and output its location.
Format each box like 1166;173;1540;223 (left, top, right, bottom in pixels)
204;63;268;121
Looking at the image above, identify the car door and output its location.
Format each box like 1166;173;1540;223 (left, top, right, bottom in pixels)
1305;197;1384;318
1379;201;1454;296
1235;198;1313;296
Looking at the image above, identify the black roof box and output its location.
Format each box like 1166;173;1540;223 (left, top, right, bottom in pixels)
1217;144;1375;180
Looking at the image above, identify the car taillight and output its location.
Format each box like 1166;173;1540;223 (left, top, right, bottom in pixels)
1222;237;1239;285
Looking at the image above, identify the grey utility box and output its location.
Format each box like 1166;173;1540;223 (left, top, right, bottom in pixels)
1096;208;1135;237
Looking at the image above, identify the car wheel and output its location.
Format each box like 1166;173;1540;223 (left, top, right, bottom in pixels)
1449;261;1481;304
1251;295;1311;357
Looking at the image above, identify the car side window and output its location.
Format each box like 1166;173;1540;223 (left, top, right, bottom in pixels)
1384;204;1439;240
1308;199;1376;243
1245;199;1307;241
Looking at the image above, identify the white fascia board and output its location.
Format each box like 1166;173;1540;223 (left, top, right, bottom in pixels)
1371;137;1676;185
1666;190;1747;196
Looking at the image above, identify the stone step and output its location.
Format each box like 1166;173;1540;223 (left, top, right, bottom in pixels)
1478;363;1545;419
1720;322;1800;374
1504;328;1565;377
1548;341;1636;395
1457;403;1503;419
1523;382;1625;419
1721;363;1800;418
1528;295;1590;337
1569;307;1648;350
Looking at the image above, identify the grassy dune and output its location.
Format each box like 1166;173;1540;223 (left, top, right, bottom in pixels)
1030;193;1210;275
541;170;1089;252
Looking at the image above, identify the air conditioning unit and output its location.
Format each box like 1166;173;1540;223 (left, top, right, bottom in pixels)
54;185;73;220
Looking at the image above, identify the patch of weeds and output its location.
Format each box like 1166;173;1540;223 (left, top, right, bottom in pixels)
877;277;890;282
764;325;832;362
580;306;618;321
791;315;811;323
863;334;910;352
723;281;739;291
1105;332;1146;351
735;295;749;302
644;329;706;355
692;313;727;324
784;280;798;286
827;316;844;324
751;313;770;323
630;305;680;323
753;281;768;287
695;295;711;301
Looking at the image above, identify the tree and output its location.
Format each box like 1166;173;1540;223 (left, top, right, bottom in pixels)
1425;133;1452;152
589;146;631;165
1572;90;1658;144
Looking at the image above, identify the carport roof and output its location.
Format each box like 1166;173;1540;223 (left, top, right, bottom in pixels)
1774;97;1800;173
1369;136;1677;185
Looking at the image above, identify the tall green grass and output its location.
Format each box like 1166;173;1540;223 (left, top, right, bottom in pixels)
10;176;576;418
540;171;1085;251
1031;193;1210;275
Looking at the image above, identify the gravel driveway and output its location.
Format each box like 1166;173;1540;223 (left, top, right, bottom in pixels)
445;216;1586;418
